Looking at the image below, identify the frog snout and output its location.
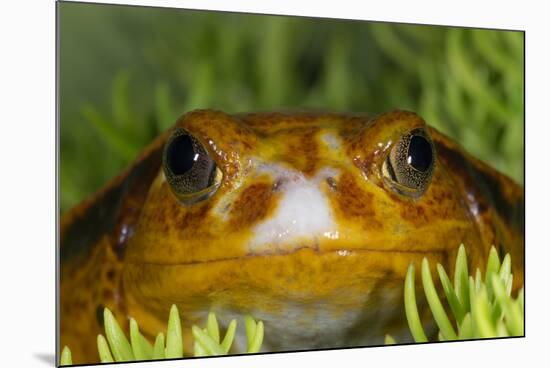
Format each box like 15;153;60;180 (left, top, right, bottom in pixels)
247;164;339;254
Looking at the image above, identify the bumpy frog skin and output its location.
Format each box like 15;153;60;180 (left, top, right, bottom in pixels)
60;110;524;364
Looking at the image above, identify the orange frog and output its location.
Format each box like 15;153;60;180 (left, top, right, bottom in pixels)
60;110;524;364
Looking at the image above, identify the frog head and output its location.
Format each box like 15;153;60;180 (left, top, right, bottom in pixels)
121;109;488;348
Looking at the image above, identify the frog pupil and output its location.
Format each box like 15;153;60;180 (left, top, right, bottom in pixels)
166;134;196;176
407;135;432;172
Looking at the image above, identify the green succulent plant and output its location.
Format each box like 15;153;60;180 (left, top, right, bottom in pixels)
387;244;523;343
59;306;264;366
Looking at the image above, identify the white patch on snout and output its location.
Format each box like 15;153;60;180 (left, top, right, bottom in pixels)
250;164;338;253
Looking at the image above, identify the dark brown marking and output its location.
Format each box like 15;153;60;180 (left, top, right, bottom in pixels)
281;127;320;176
331;172;382;230
400;205;427;226
435;141;524;233
397;172;463;227
301;128;319;176
230;182;277;230
61;135;166;263
336;172;375;218
179;201;213;235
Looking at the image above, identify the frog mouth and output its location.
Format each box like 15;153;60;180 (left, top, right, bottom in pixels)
127;218;464;267
125;246;448;305
132;245;447;267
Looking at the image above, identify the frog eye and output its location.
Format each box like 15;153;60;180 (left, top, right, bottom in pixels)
381;128;435;198
163;129;223;205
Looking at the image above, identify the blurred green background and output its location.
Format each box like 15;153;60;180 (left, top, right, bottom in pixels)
59;2;524;214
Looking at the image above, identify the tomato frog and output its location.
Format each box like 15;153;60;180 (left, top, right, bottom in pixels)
60;110;524;364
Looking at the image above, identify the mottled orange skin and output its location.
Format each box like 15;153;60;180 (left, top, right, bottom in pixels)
60;110;524;364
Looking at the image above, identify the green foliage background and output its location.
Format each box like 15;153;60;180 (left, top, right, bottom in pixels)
59;3;524;213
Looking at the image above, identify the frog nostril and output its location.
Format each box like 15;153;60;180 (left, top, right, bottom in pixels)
326;177;338;191
272;179;285;192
